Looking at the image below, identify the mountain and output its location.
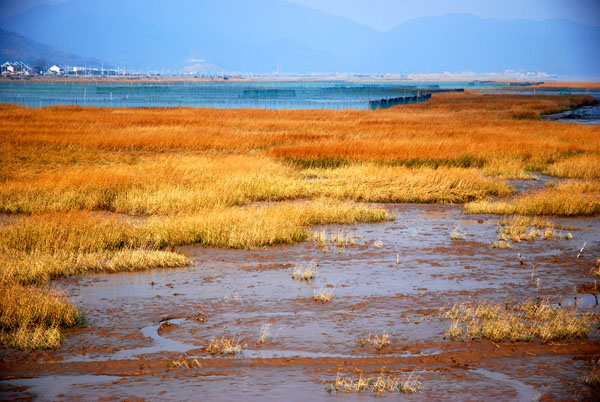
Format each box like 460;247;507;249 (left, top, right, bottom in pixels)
1;0;599;76
0;28;103;67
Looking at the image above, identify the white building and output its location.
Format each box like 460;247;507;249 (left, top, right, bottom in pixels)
48;64;65;75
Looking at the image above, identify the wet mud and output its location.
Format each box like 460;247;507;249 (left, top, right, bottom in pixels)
1;201;600;401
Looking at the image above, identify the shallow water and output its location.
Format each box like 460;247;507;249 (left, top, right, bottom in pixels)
542;102;600;125
1;202;599;400
0;80;496;109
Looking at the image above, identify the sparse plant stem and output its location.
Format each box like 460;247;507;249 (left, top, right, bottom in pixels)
574;285;578;307
396;253;400;265
577;242;587;259
536;278;540;305
518;252;524;265
531;265;535;281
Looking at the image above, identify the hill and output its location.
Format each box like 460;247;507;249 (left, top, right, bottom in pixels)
1;0;598;76
0;28;103;68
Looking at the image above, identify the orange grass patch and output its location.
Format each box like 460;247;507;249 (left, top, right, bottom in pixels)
1;93;597;167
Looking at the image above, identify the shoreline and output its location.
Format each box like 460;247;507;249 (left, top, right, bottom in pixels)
1;75;599;89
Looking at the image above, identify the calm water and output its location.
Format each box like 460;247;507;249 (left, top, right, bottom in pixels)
0;79;503;110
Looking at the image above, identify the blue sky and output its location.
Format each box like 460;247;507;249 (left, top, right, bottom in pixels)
287;0;600;30
2;0;600;28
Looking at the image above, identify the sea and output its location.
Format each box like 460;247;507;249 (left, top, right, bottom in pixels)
0;79;505;110
0;80;598;123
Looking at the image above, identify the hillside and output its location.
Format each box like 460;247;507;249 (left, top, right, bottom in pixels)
1;0;598;75
0;28;102;67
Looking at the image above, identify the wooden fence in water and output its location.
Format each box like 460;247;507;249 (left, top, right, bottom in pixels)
368;92;432;110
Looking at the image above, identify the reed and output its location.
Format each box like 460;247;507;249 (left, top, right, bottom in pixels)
442;300;593;342
0;201;390;254
326;371;421;394
204;336;243;355
0;283;80;350
544;154;600;179
0;249;190;286
465;180;600;216
356;333;391;350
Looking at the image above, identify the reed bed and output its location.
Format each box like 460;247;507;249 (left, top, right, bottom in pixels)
1;93;598;166
495;216;571;244
0;201;389;254
442;300;592;343
543;154;600;179
0;249;190;286
2;92;598;350
0;283;80;350
303;164;512;203
465;180;600;216
1;155;514;215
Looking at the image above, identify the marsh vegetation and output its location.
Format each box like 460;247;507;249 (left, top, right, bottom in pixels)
1;91;599;399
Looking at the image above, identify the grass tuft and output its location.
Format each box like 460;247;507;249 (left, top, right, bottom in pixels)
312;288;334;303
0;283;80;350
204;336;243;355
441;300;593;343
292;262;317;281
357;333;391;350
326;371;421;395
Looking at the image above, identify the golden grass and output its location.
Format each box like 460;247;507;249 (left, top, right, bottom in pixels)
2;92;599;350
543;154;600;179
0;154;308;214
166;357;202;371
326;371;421;394
442;300;593;343
0;249;190;286
0;201;389;254
356;333;391;350
2;94;596;161
291;263;316;281
482;156;538;180
0;283;79;350
0;155;514;215
204;336;243;355
312;287;334;303
302;165;512;203
495;216;569;244
465;180;600;216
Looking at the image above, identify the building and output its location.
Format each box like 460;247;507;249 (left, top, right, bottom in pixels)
1;61;32;76
48;64;65;75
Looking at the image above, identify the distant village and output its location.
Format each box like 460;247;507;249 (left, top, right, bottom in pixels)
1;61;130;77
1;60;558;81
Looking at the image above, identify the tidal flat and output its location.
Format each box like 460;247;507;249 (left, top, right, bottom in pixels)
1;91;599;400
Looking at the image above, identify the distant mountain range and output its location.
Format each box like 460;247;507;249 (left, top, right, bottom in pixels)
1;0;599;76
0;28;103;68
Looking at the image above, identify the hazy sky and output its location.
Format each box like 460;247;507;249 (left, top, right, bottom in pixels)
2;0;599;28
287;0;600;30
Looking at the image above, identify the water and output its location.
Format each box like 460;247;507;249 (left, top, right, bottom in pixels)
0;80;502;109
542;102;600;125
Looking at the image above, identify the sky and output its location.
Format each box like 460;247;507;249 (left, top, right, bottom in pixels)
2;0;600;28
287;0;600;30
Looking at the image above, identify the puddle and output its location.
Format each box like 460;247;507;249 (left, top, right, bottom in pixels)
471;369;538;401
0;375;120;402
506;174;557;195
